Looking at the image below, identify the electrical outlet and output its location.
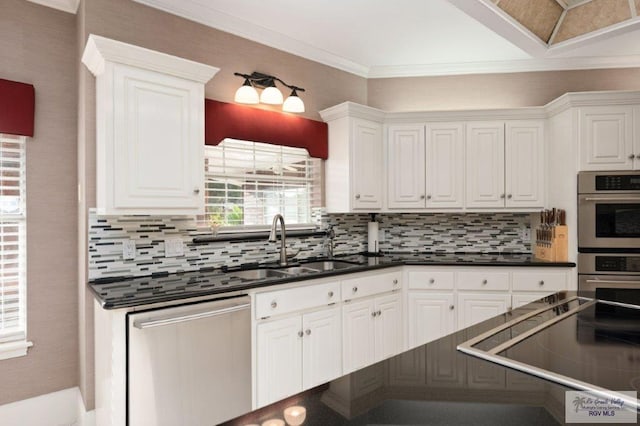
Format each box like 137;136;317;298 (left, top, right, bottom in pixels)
122;239;136;260
378;229;386;243
521;227;531;242
164;238;184;257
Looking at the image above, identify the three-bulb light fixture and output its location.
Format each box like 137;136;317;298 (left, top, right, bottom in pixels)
234;71;305;113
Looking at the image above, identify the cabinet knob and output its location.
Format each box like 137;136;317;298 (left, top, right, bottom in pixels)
355;194;361;200
420;195;426;199
271;301;277;309
629;154;636;160
429;278;435;284
371;311;377;317
193;188;200;194
449;305;455;310
305;329;311;336
353;286;358;293
298;330;304;337
377;310;382;316
426;195;432;200
328;291;334;298
500;194;505;199
539;280;545;286
507;194;512;199
482;279;488;285
393;279;398;285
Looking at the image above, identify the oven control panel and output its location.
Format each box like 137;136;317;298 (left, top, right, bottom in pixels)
594;255;640;273
595;175;640;191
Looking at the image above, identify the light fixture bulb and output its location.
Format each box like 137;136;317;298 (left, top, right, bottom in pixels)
282;89;305;113
283;406;306;426
260;86;284;105
234;79;259;104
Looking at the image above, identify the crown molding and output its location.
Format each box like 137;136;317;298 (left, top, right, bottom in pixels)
81;34;219;83
26;0;79;14
544;90;640;116
132;0;370;78
319;102;385;123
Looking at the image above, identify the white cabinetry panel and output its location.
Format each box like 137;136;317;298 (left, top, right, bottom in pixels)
426;123;465;208
342;299;376;374
466;122;505;208
580;106;634;171
387;125;426;209
302;307;342;390
505;121;544;208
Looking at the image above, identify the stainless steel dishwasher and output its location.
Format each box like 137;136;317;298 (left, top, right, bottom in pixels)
127;295;251;426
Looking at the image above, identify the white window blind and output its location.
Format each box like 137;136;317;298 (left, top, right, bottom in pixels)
204;139;321;228
0;134;30;360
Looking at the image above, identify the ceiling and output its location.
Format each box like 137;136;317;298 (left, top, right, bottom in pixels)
30;0;640;77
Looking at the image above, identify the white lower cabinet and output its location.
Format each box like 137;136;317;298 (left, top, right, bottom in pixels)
407;292;455;349
343;291;402;374
457;292;511;329
256;305;341;407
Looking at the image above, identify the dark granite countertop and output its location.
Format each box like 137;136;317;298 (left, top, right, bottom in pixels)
89;252;576;309
220;291;633;426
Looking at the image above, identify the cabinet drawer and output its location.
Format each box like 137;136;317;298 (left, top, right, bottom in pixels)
512;271;567;292
341;271;402;301
255;281;341;318
408;270;454;290
457;271;509;291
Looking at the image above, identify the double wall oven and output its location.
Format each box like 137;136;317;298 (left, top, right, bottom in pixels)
578;171;640;294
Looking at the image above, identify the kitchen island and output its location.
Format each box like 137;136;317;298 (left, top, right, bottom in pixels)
220;291;639;426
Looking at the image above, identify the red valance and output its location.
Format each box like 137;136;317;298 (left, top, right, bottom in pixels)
204;99;328;159
0;78;35;137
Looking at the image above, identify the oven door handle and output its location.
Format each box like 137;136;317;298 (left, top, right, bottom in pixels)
585;279;640;285
583;197;640;202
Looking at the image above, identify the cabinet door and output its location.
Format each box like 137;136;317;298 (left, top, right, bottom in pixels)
580;106;634;171
426;123;464;208
256;317;302;407
407;292;455;349
387;125;426;209
505;121;544;208
110;64;204;214
374;292;403;362
342;299;375;373
457;292;510;329
302;307;342;390
634;106;640;170
352;119;383;209
465;122;505;208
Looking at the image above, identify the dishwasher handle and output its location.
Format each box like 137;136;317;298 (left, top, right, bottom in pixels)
134;298;250;329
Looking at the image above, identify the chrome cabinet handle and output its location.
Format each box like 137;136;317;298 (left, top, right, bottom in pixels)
393;279;398;285
429;278;435;284
271;301;277;309
371;311;377;317
482;279;488;285
449;305;455;310
305;329;311;335
193;188;200;194
355;194;361;199
353;286;358;293
426;195;432;200
507;194;512;199
420;195;426;199
298;331;304;337
328;291;334;298
377;310;382;316
539;280;545;286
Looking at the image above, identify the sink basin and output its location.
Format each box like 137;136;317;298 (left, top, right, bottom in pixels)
231;269;292;280
279;266;320;274
301;260;361;271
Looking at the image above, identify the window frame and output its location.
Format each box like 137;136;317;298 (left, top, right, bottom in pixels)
0;134;31;360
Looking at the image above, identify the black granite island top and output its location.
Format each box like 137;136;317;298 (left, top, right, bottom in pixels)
220;291;639;426
89;252;576;309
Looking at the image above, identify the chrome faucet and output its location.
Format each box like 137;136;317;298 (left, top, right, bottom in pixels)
269;214;288;266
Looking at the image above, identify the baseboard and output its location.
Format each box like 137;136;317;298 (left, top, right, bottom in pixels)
0;387;95;426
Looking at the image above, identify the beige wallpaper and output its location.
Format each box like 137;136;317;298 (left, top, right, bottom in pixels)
0;0;78;406
367;68;640;111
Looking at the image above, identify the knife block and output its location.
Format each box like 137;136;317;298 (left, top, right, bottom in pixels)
534;225;568;262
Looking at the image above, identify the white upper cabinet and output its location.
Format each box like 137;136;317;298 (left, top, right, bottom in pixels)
466;122;505;208
320;103;385;213
466;120;544;209
505;121;544;208
426;123;465;208
579;106;635;171
82;35;219;215
387;125;426;209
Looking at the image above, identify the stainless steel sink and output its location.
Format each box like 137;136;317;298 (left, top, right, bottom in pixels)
279;266;320;275
231;269;293;280
301;260;361;271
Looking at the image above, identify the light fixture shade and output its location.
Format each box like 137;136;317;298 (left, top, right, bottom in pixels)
260;86;284;105
234;80;259;104
283;90;305;113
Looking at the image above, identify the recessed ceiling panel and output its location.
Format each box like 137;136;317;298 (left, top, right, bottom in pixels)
553;0;632;43
497;0;563;42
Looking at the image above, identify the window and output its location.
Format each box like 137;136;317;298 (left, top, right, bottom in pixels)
0;134;29;360
204;139;321;229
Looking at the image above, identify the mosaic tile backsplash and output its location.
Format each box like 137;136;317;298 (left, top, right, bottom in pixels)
88;210;531;280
